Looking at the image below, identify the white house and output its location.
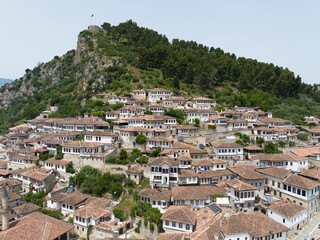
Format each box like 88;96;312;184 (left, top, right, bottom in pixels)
62;141;104;156
138;188;172;213
147;88;172;102
267;202;307;237
251;153;308;172
211;142;244;162
44;158;72;173
191;97;216;109
282;174;320;220
161;206;196;233
84;131;118;146
216;178;257;212
149;157;179;190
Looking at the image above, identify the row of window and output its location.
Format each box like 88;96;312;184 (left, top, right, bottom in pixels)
165;220;191;230
218;148;241;153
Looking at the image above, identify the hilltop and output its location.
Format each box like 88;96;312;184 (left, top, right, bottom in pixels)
0;20;319;133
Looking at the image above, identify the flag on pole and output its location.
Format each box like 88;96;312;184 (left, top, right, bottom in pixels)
91;13;94;17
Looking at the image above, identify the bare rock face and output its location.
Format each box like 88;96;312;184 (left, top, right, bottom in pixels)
0;27;118;110
74;37;87;64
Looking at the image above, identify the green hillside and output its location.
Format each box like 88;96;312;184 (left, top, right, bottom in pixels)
0;20;319;133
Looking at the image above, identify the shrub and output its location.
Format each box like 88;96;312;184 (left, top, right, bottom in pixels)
66;163;75;174
137;156;148;164
119;149;128;160
297;133;308;142
136;134;147;144
149;222;154;232
113;208;126;221
208;125;216;129
40;209;62;219
149;148;161;157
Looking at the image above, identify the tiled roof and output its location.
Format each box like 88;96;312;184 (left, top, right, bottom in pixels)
161;206;196;225
219;211;289;237
148;137;173;142
284;174;320;190
299;169;320;181
211;142;243;148
0;188;22;202
228;166;267;180
0;212;73;240
126;166;143;174
260;117;292;123
61;141;104;148
251;153;308;162
268;202;306;219
12;202;41;215
216;178;257;191
172;186;225;201
73;205;108;219
197;170;233;180
138;188;172;202
83;197;112;208
291;147;320;157
121;126;154;132
178;169;198;178
172;141;207;154
148;157;179;166
84;131;117;136
51;192;90;205
44;158;71;166
256;167;291;179
176;125;199;130
157;233;186;240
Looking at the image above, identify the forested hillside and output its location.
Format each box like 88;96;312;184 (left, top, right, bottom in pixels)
0;20;319;133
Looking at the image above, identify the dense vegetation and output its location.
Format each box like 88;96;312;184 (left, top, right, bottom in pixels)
0;20;319;133
72;165;135;197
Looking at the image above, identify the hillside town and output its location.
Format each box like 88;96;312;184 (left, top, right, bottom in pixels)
0;88;320;240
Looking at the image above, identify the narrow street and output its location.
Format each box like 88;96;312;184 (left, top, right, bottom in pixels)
292;213;320;240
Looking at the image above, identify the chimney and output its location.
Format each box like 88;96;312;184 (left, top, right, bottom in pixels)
214;233;219;240
1;188;9;231
224;209;230;218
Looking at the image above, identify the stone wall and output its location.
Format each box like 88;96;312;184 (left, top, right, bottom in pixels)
132;216;159;240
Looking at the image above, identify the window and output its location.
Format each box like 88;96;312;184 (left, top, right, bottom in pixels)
186;224;190;230
165;220;169;226
179;223;183;228
283;219;285;223
172;222;176;227
302;190;306;196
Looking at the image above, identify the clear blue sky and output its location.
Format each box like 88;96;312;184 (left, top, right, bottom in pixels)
1;0;319;84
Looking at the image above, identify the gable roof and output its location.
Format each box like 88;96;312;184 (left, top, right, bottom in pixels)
216;178;257;191
138;188;172;202
12;202;41;216
0;212;73;240
284;174;320;190
291;147;320;157
148;157;179;166
228;166;267;180
251;153;308;162
268;202;306;219
299;169;320;181
256;167;291;179
211;142;243;148
172;186;225;201
161;206;196;225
